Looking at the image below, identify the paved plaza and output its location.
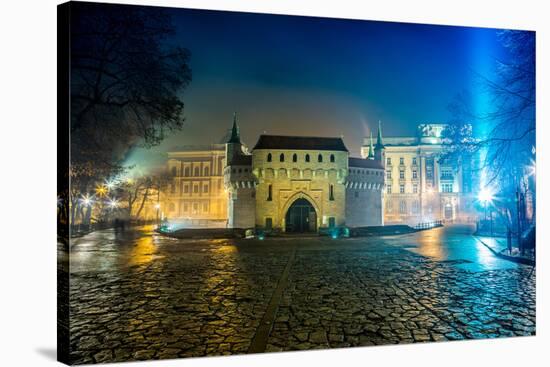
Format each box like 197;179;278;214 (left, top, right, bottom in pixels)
65;225;536;364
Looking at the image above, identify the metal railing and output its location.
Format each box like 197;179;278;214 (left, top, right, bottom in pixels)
413;220;443;230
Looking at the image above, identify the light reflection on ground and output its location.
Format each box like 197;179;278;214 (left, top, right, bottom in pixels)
389;225;520;272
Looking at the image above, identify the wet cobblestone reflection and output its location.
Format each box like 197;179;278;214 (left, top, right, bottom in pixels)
68;226;535;364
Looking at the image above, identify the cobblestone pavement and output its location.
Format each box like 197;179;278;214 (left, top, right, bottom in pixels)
67;225;536;364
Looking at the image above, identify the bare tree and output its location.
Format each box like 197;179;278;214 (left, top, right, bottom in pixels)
64;2;192;228
444;30;535;228
444;30;535;185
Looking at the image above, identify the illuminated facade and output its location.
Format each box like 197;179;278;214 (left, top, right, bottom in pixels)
361;123;477;225
224;115;385;231
165;145;228;226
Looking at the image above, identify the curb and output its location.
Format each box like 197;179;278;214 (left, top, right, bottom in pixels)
475;237;535;266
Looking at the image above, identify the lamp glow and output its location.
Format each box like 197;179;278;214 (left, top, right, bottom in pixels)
108;198;119;209
478;188;494;205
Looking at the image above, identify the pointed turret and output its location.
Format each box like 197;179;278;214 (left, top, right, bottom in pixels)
374;120;386;165
228;112;241;144
375;120;384;149
367;132;375;160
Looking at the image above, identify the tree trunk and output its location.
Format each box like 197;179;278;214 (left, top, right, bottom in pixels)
135;188;150;219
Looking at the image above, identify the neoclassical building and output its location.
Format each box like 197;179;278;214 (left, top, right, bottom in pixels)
361;123;477;224
224;115;385;231
165;145;228;226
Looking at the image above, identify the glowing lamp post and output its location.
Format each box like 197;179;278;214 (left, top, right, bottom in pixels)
155;203;161;227
478;188;495;236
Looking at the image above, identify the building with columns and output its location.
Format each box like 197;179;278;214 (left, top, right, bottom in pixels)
361;123;477;225
224;114;385;231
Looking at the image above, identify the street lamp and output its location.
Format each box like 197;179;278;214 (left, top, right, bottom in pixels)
155;203;161;227
80;194;93;207
478;187;495;236
108;198;119;209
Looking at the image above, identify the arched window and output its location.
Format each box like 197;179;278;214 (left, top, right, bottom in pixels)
194;167;200;176
267;153;272;162
184;167;190;176
280;153;285;162
204;167;209;176
171;167;177;176
318;154;323;163
305;154;310;162
292;153;297;162
168;202;175;211
330;154;335;163
329;184;334;201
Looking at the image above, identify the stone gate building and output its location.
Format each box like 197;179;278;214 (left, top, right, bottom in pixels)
224;115;385;231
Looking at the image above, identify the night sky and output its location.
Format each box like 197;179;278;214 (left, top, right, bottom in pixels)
126;6;508;170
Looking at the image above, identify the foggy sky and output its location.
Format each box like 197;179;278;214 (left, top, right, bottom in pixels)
125;7;508;170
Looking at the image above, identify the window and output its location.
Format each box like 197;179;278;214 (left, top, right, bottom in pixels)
204;167;209;176
354;191;359;198
194;167;200;176
413;184;418;194
203;185;209;193
386;170;392;179
203;202;209;212
399;200;407;214
193;185;199;193
399;170;405;179
412;170;418;179
280;153;285;162
412;200;420;214
329;184;334;200
267;184;272;201
318;154;323;163
184;167;190;176
442;183;453;193
305;154;310;162
328;217;336;228
412;157;417;165
184;185;189;193
171;167;177;176
183;203;188;212
387;157;392;165
192;202;198;214
399;184;405;194
399;157;404;165
267;153;272;162
387;185;392;194
330;154;335;163
265;218;273;230
169;202;175;212
441;169;453;180
170;184;175;194
293;153;297;162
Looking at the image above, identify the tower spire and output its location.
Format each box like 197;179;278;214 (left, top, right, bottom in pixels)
367;131;375;159
375;120;384;149
228;112;241;144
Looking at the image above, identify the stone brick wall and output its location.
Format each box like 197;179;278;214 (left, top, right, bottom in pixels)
224;165;256;228
345;166;385;227
252;149;348;230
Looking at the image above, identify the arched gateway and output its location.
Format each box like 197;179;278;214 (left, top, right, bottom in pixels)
285;198;317;233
